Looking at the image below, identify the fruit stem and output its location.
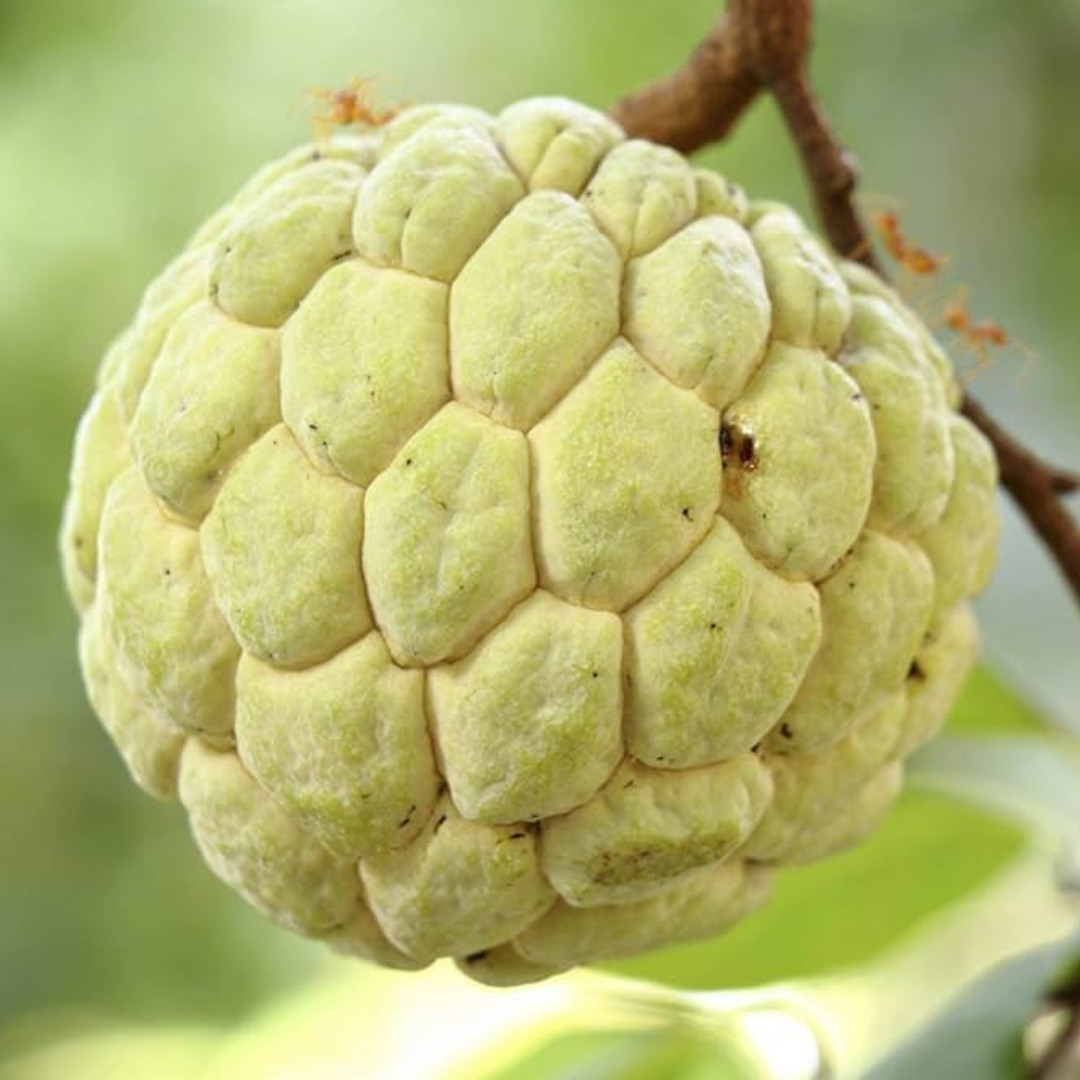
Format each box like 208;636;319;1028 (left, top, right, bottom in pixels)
612;0;1080;613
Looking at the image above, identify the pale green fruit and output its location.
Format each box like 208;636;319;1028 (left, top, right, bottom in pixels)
59;96;999;986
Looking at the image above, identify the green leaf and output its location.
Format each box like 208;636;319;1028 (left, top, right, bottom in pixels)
864;930;1080;1080
599;789;1025;991
598;665;1061;992
945;666;1055;738
912;734;1080;836
478;1025;762;1080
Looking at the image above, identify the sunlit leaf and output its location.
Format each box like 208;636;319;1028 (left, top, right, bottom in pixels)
912;734;1080;837
478;1024;762;1080
945;666;1055;738
600;789;1025;991
0;1027;217;1080
600;665;1068;991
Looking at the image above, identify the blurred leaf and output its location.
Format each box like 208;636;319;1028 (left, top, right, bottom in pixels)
600;789;1025;991
601;667;1067;991
478;1024;762;1080
913;662;1080;867
864;929;1080;1080
945;666;1055;737
0;1025;217;1080
912;734;1080;837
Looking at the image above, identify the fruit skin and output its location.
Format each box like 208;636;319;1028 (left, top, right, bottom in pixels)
59;96;999;985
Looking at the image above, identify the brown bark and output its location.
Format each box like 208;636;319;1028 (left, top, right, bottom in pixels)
612;0;1080;612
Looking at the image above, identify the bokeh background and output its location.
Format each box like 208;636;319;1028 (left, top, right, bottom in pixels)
1;1;1079;1076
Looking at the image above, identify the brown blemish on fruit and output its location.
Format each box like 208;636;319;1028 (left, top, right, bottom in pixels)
587;832;735;886
720;420;759;497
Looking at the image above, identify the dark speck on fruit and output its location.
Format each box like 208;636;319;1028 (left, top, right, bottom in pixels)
720;421;758;472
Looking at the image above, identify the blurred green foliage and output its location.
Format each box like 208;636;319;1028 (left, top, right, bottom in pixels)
480;1025;763;1080
0;0;1078;1075
866;928;1080;1078
947;665;1051;736
602;789;1025;991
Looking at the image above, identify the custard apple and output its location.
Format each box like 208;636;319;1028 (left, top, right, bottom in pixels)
60;96;999;986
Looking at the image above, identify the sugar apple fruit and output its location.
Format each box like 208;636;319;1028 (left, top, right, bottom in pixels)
60;96;999;986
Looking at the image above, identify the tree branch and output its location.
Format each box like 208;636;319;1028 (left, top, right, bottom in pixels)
612;0;1080;612
1034;966;1080;1077
610;7;761;152
1031;1005;1080;1079
963;396;1080;606
769;71;877;269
